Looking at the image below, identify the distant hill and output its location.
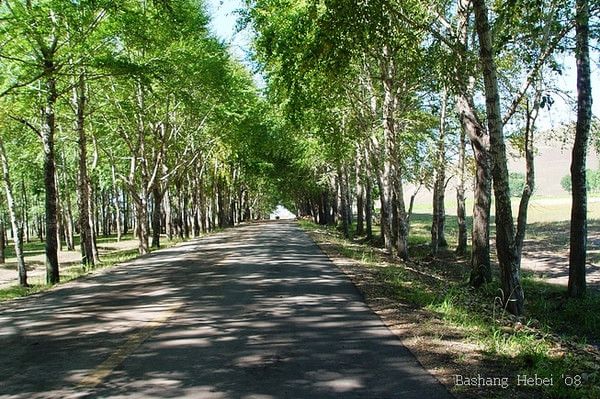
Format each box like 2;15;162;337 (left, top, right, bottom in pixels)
507;136;599;197
403;132;599;206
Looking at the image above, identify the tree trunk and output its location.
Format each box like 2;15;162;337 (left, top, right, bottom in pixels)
192;176;200;237
568;0;591;298
37;212;43;242
110;163;122;241
165;189;173;239
60;152;75;251
88;180;100;262
217;179;225;229
454;0;492;287
101;190;108;237
134;191;150;254
151;186;162;249
365;173;373;240
0;137;27;286
42;70;60;285
394;175;410;261
0;137;29;287
344;166;352;227
515;98;538;258
456;122;468;256
356;176;365;236
380;52;395;253
199;183;207;233
123;189;129;235
337;165;350;238
431;89;448;254
55;172;63;252
74;73;95;267
21;179;29;243
319;191;328;225
473;0;524;315
0;220;5;264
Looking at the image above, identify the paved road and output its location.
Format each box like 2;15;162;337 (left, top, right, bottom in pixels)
0;222;451;399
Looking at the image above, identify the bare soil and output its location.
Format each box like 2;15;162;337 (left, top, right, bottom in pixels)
0;239;139;289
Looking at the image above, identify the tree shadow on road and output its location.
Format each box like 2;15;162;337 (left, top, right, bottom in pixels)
0;222;450;399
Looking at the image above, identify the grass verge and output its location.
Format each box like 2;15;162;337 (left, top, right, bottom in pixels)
0;237;185;303
300;220;600;399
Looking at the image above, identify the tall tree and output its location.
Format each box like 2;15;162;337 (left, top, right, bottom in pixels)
472;0;524;314
0;133;27;287
568;0;592;298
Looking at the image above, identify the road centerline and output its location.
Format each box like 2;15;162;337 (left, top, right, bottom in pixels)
77;302;183;389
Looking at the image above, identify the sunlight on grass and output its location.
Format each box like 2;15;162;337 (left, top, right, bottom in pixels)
299;219;600;399
0;237;184;303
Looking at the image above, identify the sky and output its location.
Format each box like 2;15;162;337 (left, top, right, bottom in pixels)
205;0;260;80
204;0;599;132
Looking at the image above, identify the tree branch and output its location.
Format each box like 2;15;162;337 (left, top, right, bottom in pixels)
8;115;41;139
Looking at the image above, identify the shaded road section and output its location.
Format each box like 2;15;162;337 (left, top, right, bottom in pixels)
0;222;451;399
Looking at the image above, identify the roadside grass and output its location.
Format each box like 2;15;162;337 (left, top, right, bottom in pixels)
300;219;600;399
1;233;137;260
0;235;185;303
413;195;600;223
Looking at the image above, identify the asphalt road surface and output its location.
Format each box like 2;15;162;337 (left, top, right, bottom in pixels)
0;221;451;399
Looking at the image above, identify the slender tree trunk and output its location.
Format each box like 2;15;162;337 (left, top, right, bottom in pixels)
42;68;60;284
432;89;448;254
199;181;207;233
183;188;190;237
331;176;339;226
192;176;200;237
365;173;373;240
338;165;350;238
88;180;100;262
406;185;421;232
217;179;225;229
165;189;173;239
515;98;538;257
344;166;352;227
101;190;108;237
0;137;27;286
211;180;218;230
55;172;63;252
110;163;122;241
380;53;395;253
21;179;29;243
319;191;327;224
0;220;5;264
473;0;524;315
151;187;162;249
60;152;75;251
37;212;43;242
134;190;150;254
356;175;365;236
394;175;410;261
454;0;492;287
123;189;129;235
569;0;591;298
456;123;468;256
74;73;95;267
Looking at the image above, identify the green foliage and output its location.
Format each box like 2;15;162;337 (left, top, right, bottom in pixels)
509;172;526;197
561;174;572;193
302;220;600;399
560;170;600;193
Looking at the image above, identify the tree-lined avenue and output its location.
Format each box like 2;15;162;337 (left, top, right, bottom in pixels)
0;221;451;398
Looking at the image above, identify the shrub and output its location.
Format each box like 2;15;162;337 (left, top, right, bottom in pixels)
560;170;600;193
561;175;572;193
509;172;526;197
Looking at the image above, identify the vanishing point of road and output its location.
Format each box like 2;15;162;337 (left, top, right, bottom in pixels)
0;221;451;399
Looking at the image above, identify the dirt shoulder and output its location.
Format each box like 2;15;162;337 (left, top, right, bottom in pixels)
303;226;600;399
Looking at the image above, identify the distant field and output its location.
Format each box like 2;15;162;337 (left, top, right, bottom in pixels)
409;195;600;223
